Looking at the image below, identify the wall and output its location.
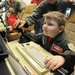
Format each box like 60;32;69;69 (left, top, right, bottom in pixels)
22;0;31;5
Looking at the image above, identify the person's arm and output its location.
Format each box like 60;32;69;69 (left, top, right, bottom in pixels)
22;31;43;44
24;1;46;27
17;12;21;19
14;1;47;28
44;55;65;71
44;50;75;71
61;50;75;68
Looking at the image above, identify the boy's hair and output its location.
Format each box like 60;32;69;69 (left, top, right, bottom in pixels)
43;11;67;26
8;7;15;14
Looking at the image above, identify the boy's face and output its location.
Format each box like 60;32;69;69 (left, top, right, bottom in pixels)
42;18;63;38
6;12;11;17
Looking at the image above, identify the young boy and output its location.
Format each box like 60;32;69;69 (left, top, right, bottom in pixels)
14;0;75;34
19;11;75;74
6;7;17;32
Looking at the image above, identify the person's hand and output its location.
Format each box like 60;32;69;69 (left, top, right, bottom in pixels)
14;19;26;28
44;56;65;71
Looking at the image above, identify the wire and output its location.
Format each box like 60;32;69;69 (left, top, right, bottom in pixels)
5;40;26;72
6;40;19;63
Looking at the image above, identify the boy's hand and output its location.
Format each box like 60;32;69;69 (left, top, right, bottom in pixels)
44;56;65;71
14;19;26;28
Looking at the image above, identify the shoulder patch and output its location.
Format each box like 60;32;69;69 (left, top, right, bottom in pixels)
68;43;75;51
51;44;63;54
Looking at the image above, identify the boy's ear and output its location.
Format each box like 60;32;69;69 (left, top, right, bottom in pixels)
59;26;64;33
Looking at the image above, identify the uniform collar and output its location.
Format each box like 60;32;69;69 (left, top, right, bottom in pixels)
48;37;52;42
44;30;66;42
43;30;66;43
53;30;66;41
